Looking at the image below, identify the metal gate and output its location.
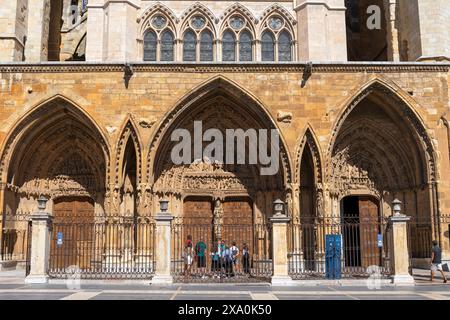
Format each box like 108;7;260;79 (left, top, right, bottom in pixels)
288;215;391;279
48;216;156;279
171;217;273;283
0;213;31;269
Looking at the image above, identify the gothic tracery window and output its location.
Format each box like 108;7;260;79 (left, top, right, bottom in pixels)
220;14;254;62
278;31;292;62
239;31;253;62
143;14;175;62
200;30;214;62
261;31;275;62
222;30;236;62
160;30;174;61
143;30;157;61
261;14;294;62
183;30;197;61
182;13;216;62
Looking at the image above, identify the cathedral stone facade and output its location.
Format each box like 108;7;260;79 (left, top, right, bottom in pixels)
0;0;450;278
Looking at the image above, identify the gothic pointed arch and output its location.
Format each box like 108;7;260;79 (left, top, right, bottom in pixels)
0;95;110;214
220;3;259;25
258;3;296;35
115;115;143;187
179;2;218;38
327;78;437;229
295;126;324;186
327;78;437;186
147;75;293;189
138;2;179;35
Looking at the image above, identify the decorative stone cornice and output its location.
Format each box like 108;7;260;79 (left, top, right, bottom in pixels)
0;62;448;74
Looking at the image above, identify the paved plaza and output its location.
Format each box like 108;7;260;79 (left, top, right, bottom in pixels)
0;269;449;300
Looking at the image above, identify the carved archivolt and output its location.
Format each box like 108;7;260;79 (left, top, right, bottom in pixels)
328;83;432;198
328;81;436;184
147;76;293;188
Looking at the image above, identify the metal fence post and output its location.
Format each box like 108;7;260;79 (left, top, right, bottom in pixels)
270;199;293;285
389;199;414;285
25;197;53;284
151;200;174;285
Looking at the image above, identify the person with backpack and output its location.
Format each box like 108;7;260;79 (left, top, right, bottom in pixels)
195;237;207;277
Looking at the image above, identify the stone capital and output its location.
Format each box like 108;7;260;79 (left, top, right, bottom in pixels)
388;214;411;223
269;215;291;224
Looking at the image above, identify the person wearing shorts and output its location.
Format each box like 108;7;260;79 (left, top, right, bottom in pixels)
195;237;207;276
431;240;447;283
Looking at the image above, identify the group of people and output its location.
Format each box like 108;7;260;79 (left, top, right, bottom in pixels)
182;235;251;278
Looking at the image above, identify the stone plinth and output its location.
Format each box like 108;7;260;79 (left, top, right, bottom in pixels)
270;214;293;285
389;214;415;285
151;213;174;285
25;212;52;284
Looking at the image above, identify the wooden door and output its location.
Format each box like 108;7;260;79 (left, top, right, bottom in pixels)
182;197;213;251
358;197;380;268
222;198;254;254
51;197;95;270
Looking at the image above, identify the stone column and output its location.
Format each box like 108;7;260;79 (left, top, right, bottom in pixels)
25;200;53;284
270;200;293;285
152;211;174;285
388;199;414;285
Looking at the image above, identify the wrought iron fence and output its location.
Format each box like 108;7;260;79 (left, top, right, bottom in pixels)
48;215;156;279
1;213;31;264
171;217;273;283
288;215;391;279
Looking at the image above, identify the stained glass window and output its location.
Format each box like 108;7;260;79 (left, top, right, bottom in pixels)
239;31;253;62
161;30;174;61
143;30;157;61
261;31;275;61
183;30;197;61
278;31;292;62
222;30;236;62
200;30;214;61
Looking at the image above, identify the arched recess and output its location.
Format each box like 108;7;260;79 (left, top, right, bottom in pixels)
294;127;324;222
147;76;293;223
327;80;438;263
115;116;143;216
0;95;110;217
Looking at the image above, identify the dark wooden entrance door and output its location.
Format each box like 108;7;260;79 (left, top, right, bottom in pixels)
358;196;381;268
342;196;380;268
50;197;95;270
182;197;213;249
222;198;254;251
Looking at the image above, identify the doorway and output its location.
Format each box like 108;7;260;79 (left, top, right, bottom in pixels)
341;196;381;269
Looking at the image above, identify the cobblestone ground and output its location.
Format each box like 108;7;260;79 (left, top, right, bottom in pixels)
0;269;448;300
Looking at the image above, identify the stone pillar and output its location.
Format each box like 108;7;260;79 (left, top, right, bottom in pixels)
270;199;293;285
294;0;347;61
25;199;53;284
25;0;51;62
152;211;174;285
388;199;414;285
